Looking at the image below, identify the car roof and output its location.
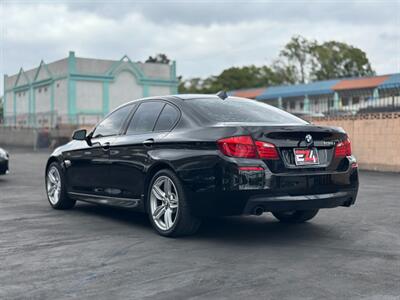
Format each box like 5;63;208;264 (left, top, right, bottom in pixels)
124;94;247;105
119;94;249;112
172;94;222;101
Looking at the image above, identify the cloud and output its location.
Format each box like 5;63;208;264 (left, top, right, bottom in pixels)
1;0;399;95
67;1;398;27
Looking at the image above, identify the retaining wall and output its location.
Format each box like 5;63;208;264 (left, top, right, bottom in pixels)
312;112;400;172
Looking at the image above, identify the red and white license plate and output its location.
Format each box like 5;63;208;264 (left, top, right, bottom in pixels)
293;148;319;165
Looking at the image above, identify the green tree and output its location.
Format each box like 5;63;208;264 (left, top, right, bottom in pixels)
216;65;271;90
178;76;218;94
178;36;375;93
271;60;298;85
310;41;375;80
278;35;314;83
179;65;291;93
145;53;170;64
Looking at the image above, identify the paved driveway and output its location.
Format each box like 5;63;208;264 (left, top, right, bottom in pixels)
0;149;399;299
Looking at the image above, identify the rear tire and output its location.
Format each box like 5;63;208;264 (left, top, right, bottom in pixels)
272;209;319;223
147;169;201;237
46;162;76;210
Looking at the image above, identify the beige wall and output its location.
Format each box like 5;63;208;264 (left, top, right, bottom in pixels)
312;112;400;172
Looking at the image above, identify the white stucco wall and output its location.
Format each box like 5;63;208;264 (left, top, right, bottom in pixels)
76;58;114;74
35;85;51;113
4;91;14;118
34;85;52;126
15;90;29;114
15;90;30;126
36;65;51;81
46;58;68;77
3;54;177;127
54;79;68;115
76;81;103;112
109;71;142;110
148;86;171;97
4;75;17;90
139;63;171;79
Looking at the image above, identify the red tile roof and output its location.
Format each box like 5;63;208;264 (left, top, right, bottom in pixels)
231;88;266;99
332;76;389;91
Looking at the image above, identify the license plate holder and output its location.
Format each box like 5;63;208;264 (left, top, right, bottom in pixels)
293;148;319;166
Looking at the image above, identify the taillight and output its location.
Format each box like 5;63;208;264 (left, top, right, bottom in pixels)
238;166;264;171
255;141;279;160
335;138;352;157
217;136;257;158
217;136;279;160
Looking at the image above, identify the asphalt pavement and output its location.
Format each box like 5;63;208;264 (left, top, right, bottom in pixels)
0;149;399;300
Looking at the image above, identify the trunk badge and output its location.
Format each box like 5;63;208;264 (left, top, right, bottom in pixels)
305;134;313;144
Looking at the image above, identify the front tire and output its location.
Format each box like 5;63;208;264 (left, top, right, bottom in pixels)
147;169;201;237
46;162;76;209
272;209;319;223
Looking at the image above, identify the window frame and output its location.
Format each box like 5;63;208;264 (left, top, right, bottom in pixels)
153;102;181;133
91;103;136;139
122;100;181;136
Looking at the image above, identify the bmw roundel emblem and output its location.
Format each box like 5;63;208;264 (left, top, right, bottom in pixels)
305;134;313;144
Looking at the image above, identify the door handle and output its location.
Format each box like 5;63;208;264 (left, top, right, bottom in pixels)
142;139;154;147
101;142;110;151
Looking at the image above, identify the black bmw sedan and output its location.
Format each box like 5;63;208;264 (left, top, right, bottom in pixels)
45;94;359;237
0;147;9;175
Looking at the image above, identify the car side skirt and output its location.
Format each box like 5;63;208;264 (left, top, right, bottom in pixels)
68;192;141;209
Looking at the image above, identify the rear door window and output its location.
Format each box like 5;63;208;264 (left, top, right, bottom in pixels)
126;101;165;134
154;104;180;132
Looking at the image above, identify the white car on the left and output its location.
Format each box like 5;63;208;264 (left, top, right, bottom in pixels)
0;148;9;175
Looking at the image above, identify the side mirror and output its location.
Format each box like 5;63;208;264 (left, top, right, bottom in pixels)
72;129;87;141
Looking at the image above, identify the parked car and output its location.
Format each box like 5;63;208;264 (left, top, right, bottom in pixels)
45;94;359;237
0;147;9;175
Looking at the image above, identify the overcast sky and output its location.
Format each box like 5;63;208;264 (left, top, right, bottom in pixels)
1;0;400;95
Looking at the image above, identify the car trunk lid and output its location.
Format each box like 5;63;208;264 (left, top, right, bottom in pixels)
243;124;347;172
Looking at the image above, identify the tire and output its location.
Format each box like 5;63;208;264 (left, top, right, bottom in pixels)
45;162;76;210
272;209;319;223
147;169;201;237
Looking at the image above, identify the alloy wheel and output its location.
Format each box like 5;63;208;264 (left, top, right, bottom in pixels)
47;166;62;205
150;176;179;231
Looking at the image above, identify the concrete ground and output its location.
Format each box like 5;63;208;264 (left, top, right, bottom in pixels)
0;149;399;300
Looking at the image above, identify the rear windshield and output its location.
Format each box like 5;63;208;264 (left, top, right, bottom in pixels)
186;97;307;124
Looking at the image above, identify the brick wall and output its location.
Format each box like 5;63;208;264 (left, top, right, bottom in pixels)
312;112;400;172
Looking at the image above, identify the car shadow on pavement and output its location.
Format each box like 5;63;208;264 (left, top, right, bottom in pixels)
72;202;152;229
0;177;9;183
71;202;335;245
196;215;334;245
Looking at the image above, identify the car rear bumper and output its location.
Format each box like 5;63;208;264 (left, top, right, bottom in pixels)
179;152;359;216
242;190;357;214
187;187;358;216
184;166;359;216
